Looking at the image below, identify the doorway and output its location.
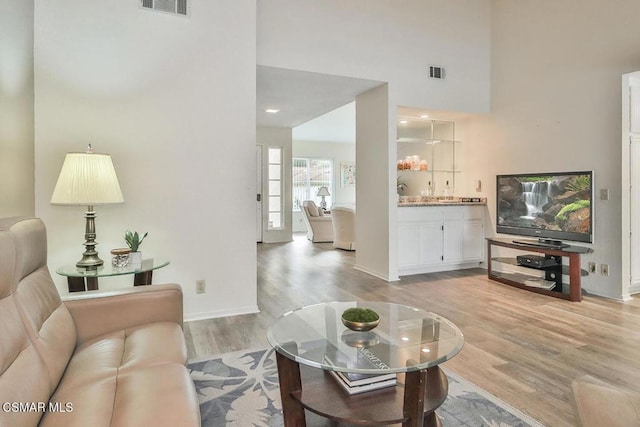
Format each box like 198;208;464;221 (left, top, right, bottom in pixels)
622;71;640;298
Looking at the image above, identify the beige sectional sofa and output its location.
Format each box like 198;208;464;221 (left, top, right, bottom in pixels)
0;217;200;426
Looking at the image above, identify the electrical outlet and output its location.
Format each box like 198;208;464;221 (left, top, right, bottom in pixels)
600;188;609;201
588;262;596;274
600;264;609;276
196;280;206;294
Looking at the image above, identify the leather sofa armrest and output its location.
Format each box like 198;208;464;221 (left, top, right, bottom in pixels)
63;284;184;345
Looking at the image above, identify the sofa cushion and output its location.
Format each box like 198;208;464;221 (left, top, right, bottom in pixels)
41;363;198;427
64;322;187;382
306;204;319;217
0;217;76;427
0;297;51;427
39;321;192;426
14;265;76;392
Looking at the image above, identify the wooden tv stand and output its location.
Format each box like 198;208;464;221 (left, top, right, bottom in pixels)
486;238;592;302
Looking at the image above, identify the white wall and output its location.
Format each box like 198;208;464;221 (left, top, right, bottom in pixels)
0;0;34;217
258;0;491;279
465;1;640;300
257;127;293;243
34;0;258;320
355;85;396;280
258;0;491;113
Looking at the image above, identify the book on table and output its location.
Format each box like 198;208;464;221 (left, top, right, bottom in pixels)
323;344;397;394
326;369;396;395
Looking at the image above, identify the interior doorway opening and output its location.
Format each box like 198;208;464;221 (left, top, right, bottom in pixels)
622;71;640;299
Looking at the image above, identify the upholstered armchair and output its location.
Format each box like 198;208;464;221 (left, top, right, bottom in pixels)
331;207;355;250
301;200;333;242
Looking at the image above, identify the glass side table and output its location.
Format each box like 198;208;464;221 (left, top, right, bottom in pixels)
56;258;170;292
267;301;464;427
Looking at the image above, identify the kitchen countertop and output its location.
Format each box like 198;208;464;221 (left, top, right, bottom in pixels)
397;197;487;207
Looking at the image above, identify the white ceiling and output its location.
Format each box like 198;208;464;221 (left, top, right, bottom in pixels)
256;66;382;130
256;66;476;143
292;102;356;144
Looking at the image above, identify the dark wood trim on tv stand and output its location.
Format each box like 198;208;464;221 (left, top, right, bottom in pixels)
486;238;592;302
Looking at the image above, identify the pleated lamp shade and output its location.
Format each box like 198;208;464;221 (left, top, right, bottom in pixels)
316;186;331;197
51;152;124;205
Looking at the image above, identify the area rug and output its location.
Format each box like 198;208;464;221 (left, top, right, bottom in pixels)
188;348;544;427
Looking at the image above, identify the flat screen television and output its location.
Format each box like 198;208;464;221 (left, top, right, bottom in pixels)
496;171;593;245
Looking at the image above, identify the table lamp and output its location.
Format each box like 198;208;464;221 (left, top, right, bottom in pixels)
50;145;124;269
316;186;331;211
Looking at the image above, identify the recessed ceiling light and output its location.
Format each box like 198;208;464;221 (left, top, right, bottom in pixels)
400;120;408;124
265;109;280;114
420;114;429;119
401;336;410;342
421;348;431;353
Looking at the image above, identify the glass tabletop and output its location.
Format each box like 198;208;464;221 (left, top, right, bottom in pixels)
56;258;170;278
266;301;464;374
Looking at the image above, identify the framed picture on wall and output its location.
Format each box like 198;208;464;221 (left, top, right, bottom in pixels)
341;162;355;187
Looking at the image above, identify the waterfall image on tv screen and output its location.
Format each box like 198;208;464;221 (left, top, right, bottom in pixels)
496;172;593;243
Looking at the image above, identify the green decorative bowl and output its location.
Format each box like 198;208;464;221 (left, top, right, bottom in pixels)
341;308;380;332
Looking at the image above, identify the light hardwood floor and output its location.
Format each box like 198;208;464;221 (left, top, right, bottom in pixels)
184;234;640;427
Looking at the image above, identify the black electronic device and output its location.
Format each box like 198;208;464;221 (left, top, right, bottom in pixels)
516;254;561;269
516;253;563;292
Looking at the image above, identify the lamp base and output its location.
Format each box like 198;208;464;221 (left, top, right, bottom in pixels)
76;206;104;270
320;196;327;211
76;254;103;269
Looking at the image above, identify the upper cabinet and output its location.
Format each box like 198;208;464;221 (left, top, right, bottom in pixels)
397;118;461;197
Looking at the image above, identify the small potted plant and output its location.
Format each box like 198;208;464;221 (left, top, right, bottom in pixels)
124;230;148;267
341;307;380;331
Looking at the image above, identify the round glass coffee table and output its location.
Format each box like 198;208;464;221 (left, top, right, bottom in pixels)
266;301;464;427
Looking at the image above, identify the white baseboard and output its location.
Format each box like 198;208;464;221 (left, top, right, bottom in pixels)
184;305;260;322
399;262;481;277
353;264;398;282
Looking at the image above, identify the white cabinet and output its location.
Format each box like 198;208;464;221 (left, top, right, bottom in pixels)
398;205;485;276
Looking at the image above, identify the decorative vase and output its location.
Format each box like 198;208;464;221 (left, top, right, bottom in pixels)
111;248;131;268
129;251;142;268
341;317;380;332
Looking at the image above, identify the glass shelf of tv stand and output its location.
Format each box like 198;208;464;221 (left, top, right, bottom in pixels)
491;238;592;254
491;256;589;277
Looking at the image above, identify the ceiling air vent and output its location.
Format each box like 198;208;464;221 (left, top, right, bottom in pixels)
142;0;187;16
429;66;445;79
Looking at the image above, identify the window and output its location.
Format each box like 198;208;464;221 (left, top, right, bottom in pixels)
293;158;333;211
268;148;283;229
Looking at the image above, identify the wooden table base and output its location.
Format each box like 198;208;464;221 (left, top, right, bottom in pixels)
67;270;154;292
275;351;448;427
